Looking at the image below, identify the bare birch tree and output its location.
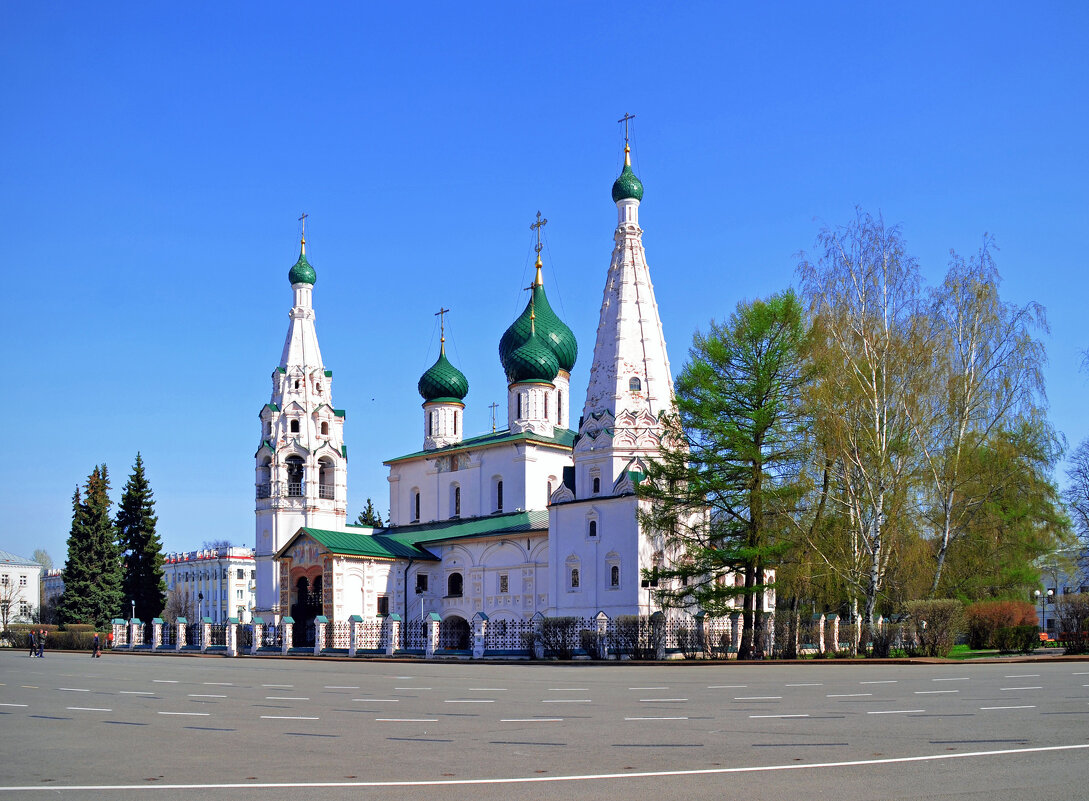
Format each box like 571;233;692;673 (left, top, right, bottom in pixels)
799;210;926;645
911;238;1049;595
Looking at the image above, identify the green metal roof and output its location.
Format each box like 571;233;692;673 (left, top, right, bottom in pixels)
288;248;316;285
382;509;550;547
282;528;439;561
384;427;576;464
612;161;644;202
418;348;469;402
499;282;577;374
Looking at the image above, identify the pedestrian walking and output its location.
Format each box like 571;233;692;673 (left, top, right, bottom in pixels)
37;629;45;658
92;632;101;658
28;629;37;657
107;630;113;649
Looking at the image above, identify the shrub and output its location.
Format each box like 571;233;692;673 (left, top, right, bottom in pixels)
965;601;1037;649
610;615;663;660
993;625;1039;654
904;599;965;657
538;617;581;659
1055;594;1089;655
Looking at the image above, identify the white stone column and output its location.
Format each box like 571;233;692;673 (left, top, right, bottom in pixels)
314;615;328;655
729;612;744;657
128;618;141;649
200;618;211;653
151;618;163;649
226;618;238;657
825;613;839;653
348;615;362;657
596;611;611;660
175;617;186;651
250;617;264;655
425;612;441;659
385;614;400;656
472;613;487;660
813;614;825;655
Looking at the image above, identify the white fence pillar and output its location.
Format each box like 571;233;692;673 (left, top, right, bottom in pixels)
250;617;263;655
348;615;362;657
425;612;441;659
386;615;400;656
281;617;293;655
472;613;488;659
314;615;328;656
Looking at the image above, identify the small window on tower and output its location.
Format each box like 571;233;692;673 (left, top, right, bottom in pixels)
629;377;642;392
294;380;300;390
589;520;597;537
290;419;300;433
321;421;329;435
592;476;601;494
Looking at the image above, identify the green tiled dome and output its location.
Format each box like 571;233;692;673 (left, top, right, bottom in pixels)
611;161;644;203
288;248;316;285
505;328;559;385
418;348;469;403
499;284;578;375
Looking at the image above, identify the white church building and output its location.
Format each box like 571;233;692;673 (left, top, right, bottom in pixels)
253;139;750;638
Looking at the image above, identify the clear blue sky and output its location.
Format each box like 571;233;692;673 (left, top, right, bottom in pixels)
2;2;1086;565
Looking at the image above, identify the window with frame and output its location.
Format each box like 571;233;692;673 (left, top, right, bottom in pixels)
592;476;600;494
376;595;390;616
321;421;329;435
19;575;27;586
415;573;429;594
570;568;580;589
237;569;244;580
496;480;504;512
447;572;463;598
498;573;509;594
588;520;597;538
610;565;620;587
290;419;300;433
236;589;243;599
413;491;421;521
629;376;642;392
1;575;7;586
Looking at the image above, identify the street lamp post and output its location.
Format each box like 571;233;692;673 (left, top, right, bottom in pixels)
1035;588;1055;639
131;599;135;622
197;592;203;620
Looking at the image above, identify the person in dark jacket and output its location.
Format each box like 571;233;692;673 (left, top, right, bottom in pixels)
92;632;101;658
28;630;37;657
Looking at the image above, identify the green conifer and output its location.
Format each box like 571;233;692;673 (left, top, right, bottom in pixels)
117;453;167;621
58;466;123;628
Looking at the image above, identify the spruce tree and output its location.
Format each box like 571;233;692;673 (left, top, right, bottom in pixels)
117;453;167;621
355;498;384;527
58;466;123;628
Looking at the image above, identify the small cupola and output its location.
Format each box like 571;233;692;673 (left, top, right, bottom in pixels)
288;235;317;286
418;309;468;450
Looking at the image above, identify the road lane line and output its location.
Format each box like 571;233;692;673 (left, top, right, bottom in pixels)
933;677;970;681
204;682;233;686
1005;674;1040;678
547;688;587;691
500;718;563;722
541;699;591;703
626;716;689;721
915;690;959;694
734;696;781;700
265;696;310;700
629;687;668;690
324;686;359;689
119;691;153;695
153;680;178;684
639;698;688;702
785;683;822;687
444;699;495;703
867;709;924;715
67;707;111;712
394;687;431;690
5;743;1089;791
708;685;747;689
353;699;399;702
158;711;210;716
188;694;227;698
1000;687;1041;691
749;714;809;719
57;688;89;692
828;693;871;698
262;684;293;688
19;686;37;689
469;688;507;691
261;715;319;720
0;703;28;707
981;705;1035;710
860;680;897;684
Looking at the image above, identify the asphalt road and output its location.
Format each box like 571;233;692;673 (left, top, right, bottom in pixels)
1;651;1087;800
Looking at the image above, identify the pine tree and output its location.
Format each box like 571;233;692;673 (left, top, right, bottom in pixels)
57;466;124;629
117;453;167;621
355;498;384;527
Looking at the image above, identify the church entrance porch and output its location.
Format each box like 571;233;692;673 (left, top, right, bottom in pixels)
290;574;322;647
438;615;470;651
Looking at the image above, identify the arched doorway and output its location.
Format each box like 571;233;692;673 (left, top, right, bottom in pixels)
439;615;470;650
290;574;322;646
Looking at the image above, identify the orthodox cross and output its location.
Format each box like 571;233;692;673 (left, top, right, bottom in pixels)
618;112;636;145
298;212;308;239
488;401;500;432
530;210;548;257
434;306;450;345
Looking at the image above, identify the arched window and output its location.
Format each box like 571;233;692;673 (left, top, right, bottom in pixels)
285;455;304;497
629;377;642;392
496;480;504;513
592;476;600;494
453;411;458;435
611;565;620;587
588;520;597;538
570;568;580;589
320;421;329;435
429;411;435;436
516;393;523;419
557;389;563;426
294;379;300;390
451;484;461;518
447;572;463;597
413;491;421;522
544;392;549;420
290;419;300;434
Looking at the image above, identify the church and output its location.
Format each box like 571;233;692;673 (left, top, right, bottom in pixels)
252;136;707;641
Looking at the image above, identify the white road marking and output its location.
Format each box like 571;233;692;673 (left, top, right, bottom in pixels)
749;714;809;719
188;694;226;698
708;685;747;689
0;703;28;707
324;686;359;689
67;707;111;712
394;687;431;690
376;718;438;722
262;684;292;688
933;677;970;681
548;687;587;691
1073;672;1089;675
915;690;959;694
119;691;153;695
828;693;871;697
158;711;210;716
265;696;310;700
261;715;319;720
1000;687;1042;691
353;699;399;703
785;683;822;687
1005;674;1040;678
629;686;668;690
626;716;689;721
57;688;89;692
23;744;1089;792
153;680;178;684
541;699;591;703
867;709;924;715
394;676;414;679
981;705;1035;710
735;696;781;700
204;682;233;686
639;698;688;702
860;680;897;684
444;699;495;703
469;688;507;691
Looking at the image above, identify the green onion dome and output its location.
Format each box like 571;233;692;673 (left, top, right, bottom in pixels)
505;327;560;385
499;268;578;375
288;240;316;286
611;145;644;203
418;347;469;403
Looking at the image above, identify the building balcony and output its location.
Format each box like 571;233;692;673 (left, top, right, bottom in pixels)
318;484;335;500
